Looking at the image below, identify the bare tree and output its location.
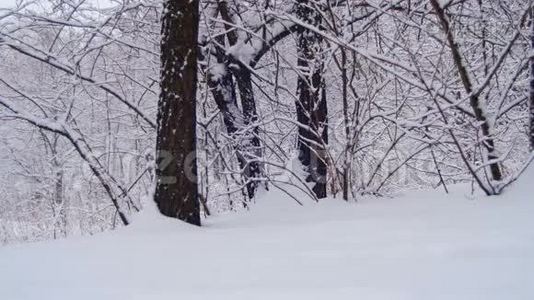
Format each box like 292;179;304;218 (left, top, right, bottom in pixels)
430;0;502;182
295;0;328;199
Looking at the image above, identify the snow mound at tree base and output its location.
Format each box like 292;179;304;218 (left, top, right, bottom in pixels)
1;168;534;300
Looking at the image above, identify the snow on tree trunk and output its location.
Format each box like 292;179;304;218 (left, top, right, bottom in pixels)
295;0;328;199
154;0;201;225
206;58;259;200
430;0;502;182
202;34;261;200
220;1;263;200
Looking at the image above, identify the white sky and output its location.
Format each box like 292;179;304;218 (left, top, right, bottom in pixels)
0;0;112;9
0;0;18;8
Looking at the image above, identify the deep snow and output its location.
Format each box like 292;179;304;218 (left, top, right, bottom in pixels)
1;169;534;299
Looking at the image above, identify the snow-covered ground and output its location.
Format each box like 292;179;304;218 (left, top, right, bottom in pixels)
1;169;534;299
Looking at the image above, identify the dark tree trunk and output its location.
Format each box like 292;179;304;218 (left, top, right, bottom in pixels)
220;1;262;199
340;49;351;201
295;0;328;199
230;61;263;199
154;0;201;226
200;1;262;200
206;60;259;199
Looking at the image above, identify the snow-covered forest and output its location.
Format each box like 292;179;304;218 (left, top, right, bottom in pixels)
1;0;534;298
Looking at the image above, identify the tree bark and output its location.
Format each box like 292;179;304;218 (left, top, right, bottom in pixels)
200;1;263;200
230;62;263;199
154;0;201;225
219;1;262;199
296;0;328;199
206;59;260;199
341;49;351;201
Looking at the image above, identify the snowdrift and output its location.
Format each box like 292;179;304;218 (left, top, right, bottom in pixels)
1;166;534;300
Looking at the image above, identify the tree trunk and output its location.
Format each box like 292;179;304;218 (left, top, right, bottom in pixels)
53;154;66;238
40;132;67;238
341;49;351;201
206;60;259;199
231;63;262;199
430;0;502;182
202;38;261;200
154;0;201;225
219;0;262;199
296;0;328;199
199;1;263;200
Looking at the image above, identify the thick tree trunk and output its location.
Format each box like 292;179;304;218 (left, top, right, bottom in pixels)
296;0;328;199
154;0;201;225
